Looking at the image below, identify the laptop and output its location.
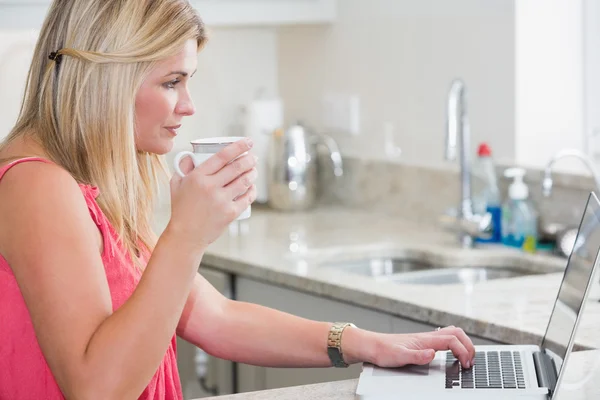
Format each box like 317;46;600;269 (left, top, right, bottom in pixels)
356;192;600;399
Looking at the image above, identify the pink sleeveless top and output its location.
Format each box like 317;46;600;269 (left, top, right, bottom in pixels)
0;158;182;400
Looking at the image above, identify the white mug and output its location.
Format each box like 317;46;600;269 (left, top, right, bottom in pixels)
173;136;251;220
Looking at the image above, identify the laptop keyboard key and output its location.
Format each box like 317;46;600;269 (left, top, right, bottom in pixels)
446;350;527;390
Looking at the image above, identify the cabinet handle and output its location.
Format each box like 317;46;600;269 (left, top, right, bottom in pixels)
195;348;219;396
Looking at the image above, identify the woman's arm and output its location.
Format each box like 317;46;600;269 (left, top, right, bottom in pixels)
0;162;205;400
178;274;476;369
0;139;255;399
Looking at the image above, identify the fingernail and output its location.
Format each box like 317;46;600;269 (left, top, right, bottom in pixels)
246;138;254;147
465;360;470;369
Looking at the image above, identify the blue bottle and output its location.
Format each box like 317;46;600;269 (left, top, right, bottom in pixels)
473;143;502;243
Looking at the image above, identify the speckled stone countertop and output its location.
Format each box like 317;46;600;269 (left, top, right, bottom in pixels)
153;205;600;349
199;351;600;400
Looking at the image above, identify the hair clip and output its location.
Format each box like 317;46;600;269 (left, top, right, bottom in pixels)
49;51;63;65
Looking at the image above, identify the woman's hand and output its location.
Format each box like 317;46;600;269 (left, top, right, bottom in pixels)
168;138;257;252
344;326;476;369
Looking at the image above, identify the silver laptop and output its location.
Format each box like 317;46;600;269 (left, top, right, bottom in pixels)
356;192;600;400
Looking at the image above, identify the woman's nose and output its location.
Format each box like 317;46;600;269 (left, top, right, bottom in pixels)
176;98;195;117
176;89;196;116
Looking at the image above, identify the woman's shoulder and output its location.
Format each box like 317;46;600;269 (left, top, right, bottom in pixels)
0;157;89;217
0;158;100;254
0;156;75;188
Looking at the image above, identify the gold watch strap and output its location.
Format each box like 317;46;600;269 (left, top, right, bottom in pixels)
327;322;356;368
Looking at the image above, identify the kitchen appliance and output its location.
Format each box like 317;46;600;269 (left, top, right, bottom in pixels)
266;122;343;211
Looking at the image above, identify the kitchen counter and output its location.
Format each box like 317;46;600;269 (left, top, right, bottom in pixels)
199;350;600;400
153;205;600;348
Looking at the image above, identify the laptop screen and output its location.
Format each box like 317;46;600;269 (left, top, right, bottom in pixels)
541;192;600;382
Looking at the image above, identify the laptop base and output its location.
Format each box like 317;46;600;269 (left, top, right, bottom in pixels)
356;345;549;399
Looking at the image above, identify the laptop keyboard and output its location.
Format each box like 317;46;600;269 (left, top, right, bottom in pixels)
445;351;526;389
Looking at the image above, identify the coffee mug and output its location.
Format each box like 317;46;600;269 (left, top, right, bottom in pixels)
173;136;251;220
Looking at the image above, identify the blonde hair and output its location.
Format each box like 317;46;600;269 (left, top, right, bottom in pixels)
2;0;207;264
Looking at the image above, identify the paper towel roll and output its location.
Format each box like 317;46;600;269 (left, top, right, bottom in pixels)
244;98;283;203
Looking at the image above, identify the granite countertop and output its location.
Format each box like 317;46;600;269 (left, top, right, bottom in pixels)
200;351;600;400
153;205;600;349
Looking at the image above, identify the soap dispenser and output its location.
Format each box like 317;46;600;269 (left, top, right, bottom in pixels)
501;167;538;253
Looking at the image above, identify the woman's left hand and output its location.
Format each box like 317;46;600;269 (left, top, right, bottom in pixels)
344;326;476;369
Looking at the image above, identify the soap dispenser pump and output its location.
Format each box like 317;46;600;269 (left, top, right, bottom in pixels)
506;167;528;201
501;168;538;252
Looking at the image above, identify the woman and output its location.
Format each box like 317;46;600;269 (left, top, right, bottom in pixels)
0;0;475;399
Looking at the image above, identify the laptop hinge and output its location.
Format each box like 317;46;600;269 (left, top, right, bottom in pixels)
533;351;558;393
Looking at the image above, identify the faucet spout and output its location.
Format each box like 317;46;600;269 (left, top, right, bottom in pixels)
446;79;474;219
443;79;492;247
445;80;465;162
543;149;600;197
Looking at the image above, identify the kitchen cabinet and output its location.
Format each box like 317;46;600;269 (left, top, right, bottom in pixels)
0;0;336;30
234;277;503;393
235;276;391;392
177;266;235;399
192;0;336;26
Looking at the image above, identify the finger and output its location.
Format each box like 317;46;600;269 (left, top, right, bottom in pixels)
419;335;470;368
226;168;258;200
396;347;435;366
213;153;257;187
200;138;254;175
178;156;195;176
434;326;475;364
231;185;256;216
171;156;195;186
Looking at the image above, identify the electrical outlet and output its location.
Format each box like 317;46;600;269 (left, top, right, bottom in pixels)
322;92;361;135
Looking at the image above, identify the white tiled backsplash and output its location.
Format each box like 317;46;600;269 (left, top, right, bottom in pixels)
0;27;279;152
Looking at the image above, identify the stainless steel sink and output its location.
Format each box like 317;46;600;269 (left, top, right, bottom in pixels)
385;266;534;285
321;257;433;278
321;256;546;284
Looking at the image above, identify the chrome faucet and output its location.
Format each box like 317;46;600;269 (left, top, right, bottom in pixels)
542;149;600;197
443;79;493;248
542;150;600;269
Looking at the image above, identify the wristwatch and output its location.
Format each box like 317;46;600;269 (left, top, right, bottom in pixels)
327;322;356;368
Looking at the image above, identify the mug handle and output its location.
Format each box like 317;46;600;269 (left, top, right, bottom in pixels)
173;151;196;177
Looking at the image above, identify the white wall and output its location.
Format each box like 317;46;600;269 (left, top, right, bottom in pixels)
277;0;515;169
515;0;585;172
277;0;600;176
0;30;38;140
172;27;278;152
584;0;600;164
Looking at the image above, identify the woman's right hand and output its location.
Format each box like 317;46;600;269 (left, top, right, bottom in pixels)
168;138;257;251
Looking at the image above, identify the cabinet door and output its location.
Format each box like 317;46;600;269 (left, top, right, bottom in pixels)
235;277;392;392
178;267;235;399
0;0;336;29
191;0;336;26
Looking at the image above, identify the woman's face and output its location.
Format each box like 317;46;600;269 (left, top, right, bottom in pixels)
134;39;198;154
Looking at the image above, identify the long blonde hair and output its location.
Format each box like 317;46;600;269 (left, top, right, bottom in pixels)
2;0;207;263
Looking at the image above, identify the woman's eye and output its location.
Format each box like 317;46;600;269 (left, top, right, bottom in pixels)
164;79;180;89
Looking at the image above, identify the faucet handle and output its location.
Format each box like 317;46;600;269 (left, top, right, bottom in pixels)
439;208;494;240
316;134;343;177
